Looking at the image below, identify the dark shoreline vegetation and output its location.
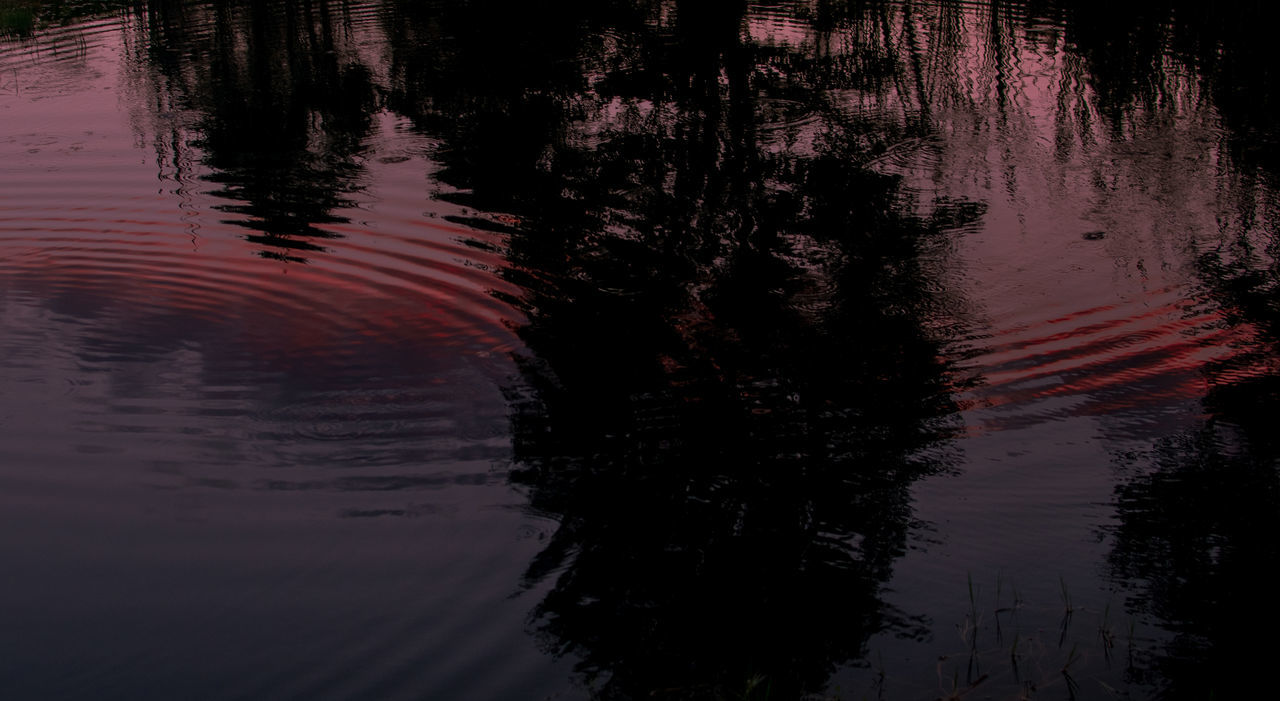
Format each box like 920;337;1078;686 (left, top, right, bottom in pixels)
2;1;1278;699
0;0;131;34
0;0;37;34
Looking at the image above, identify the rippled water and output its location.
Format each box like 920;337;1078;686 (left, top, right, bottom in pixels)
3;1;1278;699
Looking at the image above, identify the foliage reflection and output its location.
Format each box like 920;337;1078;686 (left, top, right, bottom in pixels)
380;1;981;696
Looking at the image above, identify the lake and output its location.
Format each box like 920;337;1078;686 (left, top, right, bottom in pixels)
2;1;1277;699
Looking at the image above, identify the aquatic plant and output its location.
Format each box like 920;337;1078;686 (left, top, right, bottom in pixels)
843;573;1161;701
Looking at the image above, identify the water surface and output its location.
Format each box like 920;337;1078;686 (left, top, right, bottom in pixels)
2;1;1278;699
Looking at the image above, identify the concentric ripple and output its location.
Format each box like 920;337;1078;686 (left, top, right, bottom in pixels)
0;8;554;700
0;29;527;496
951;280;1269;435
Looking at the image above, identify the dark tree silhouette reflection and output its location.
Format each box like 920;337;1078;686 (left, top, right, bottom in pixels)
138;0;379;262
382;1;981;697
1108;200;1280;699
1080;2;1280;698
1109;396;1280;699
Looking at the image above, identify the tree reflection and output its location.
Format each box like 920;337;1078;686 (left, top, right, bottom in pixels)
1108;202;1280;699
1109;394;1280;698
383;1;979;697
1079;2;1280;697
137;0;378;262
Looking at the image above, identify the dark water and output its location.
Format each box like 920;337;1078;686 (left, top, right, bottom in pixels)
2;1;1278;699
